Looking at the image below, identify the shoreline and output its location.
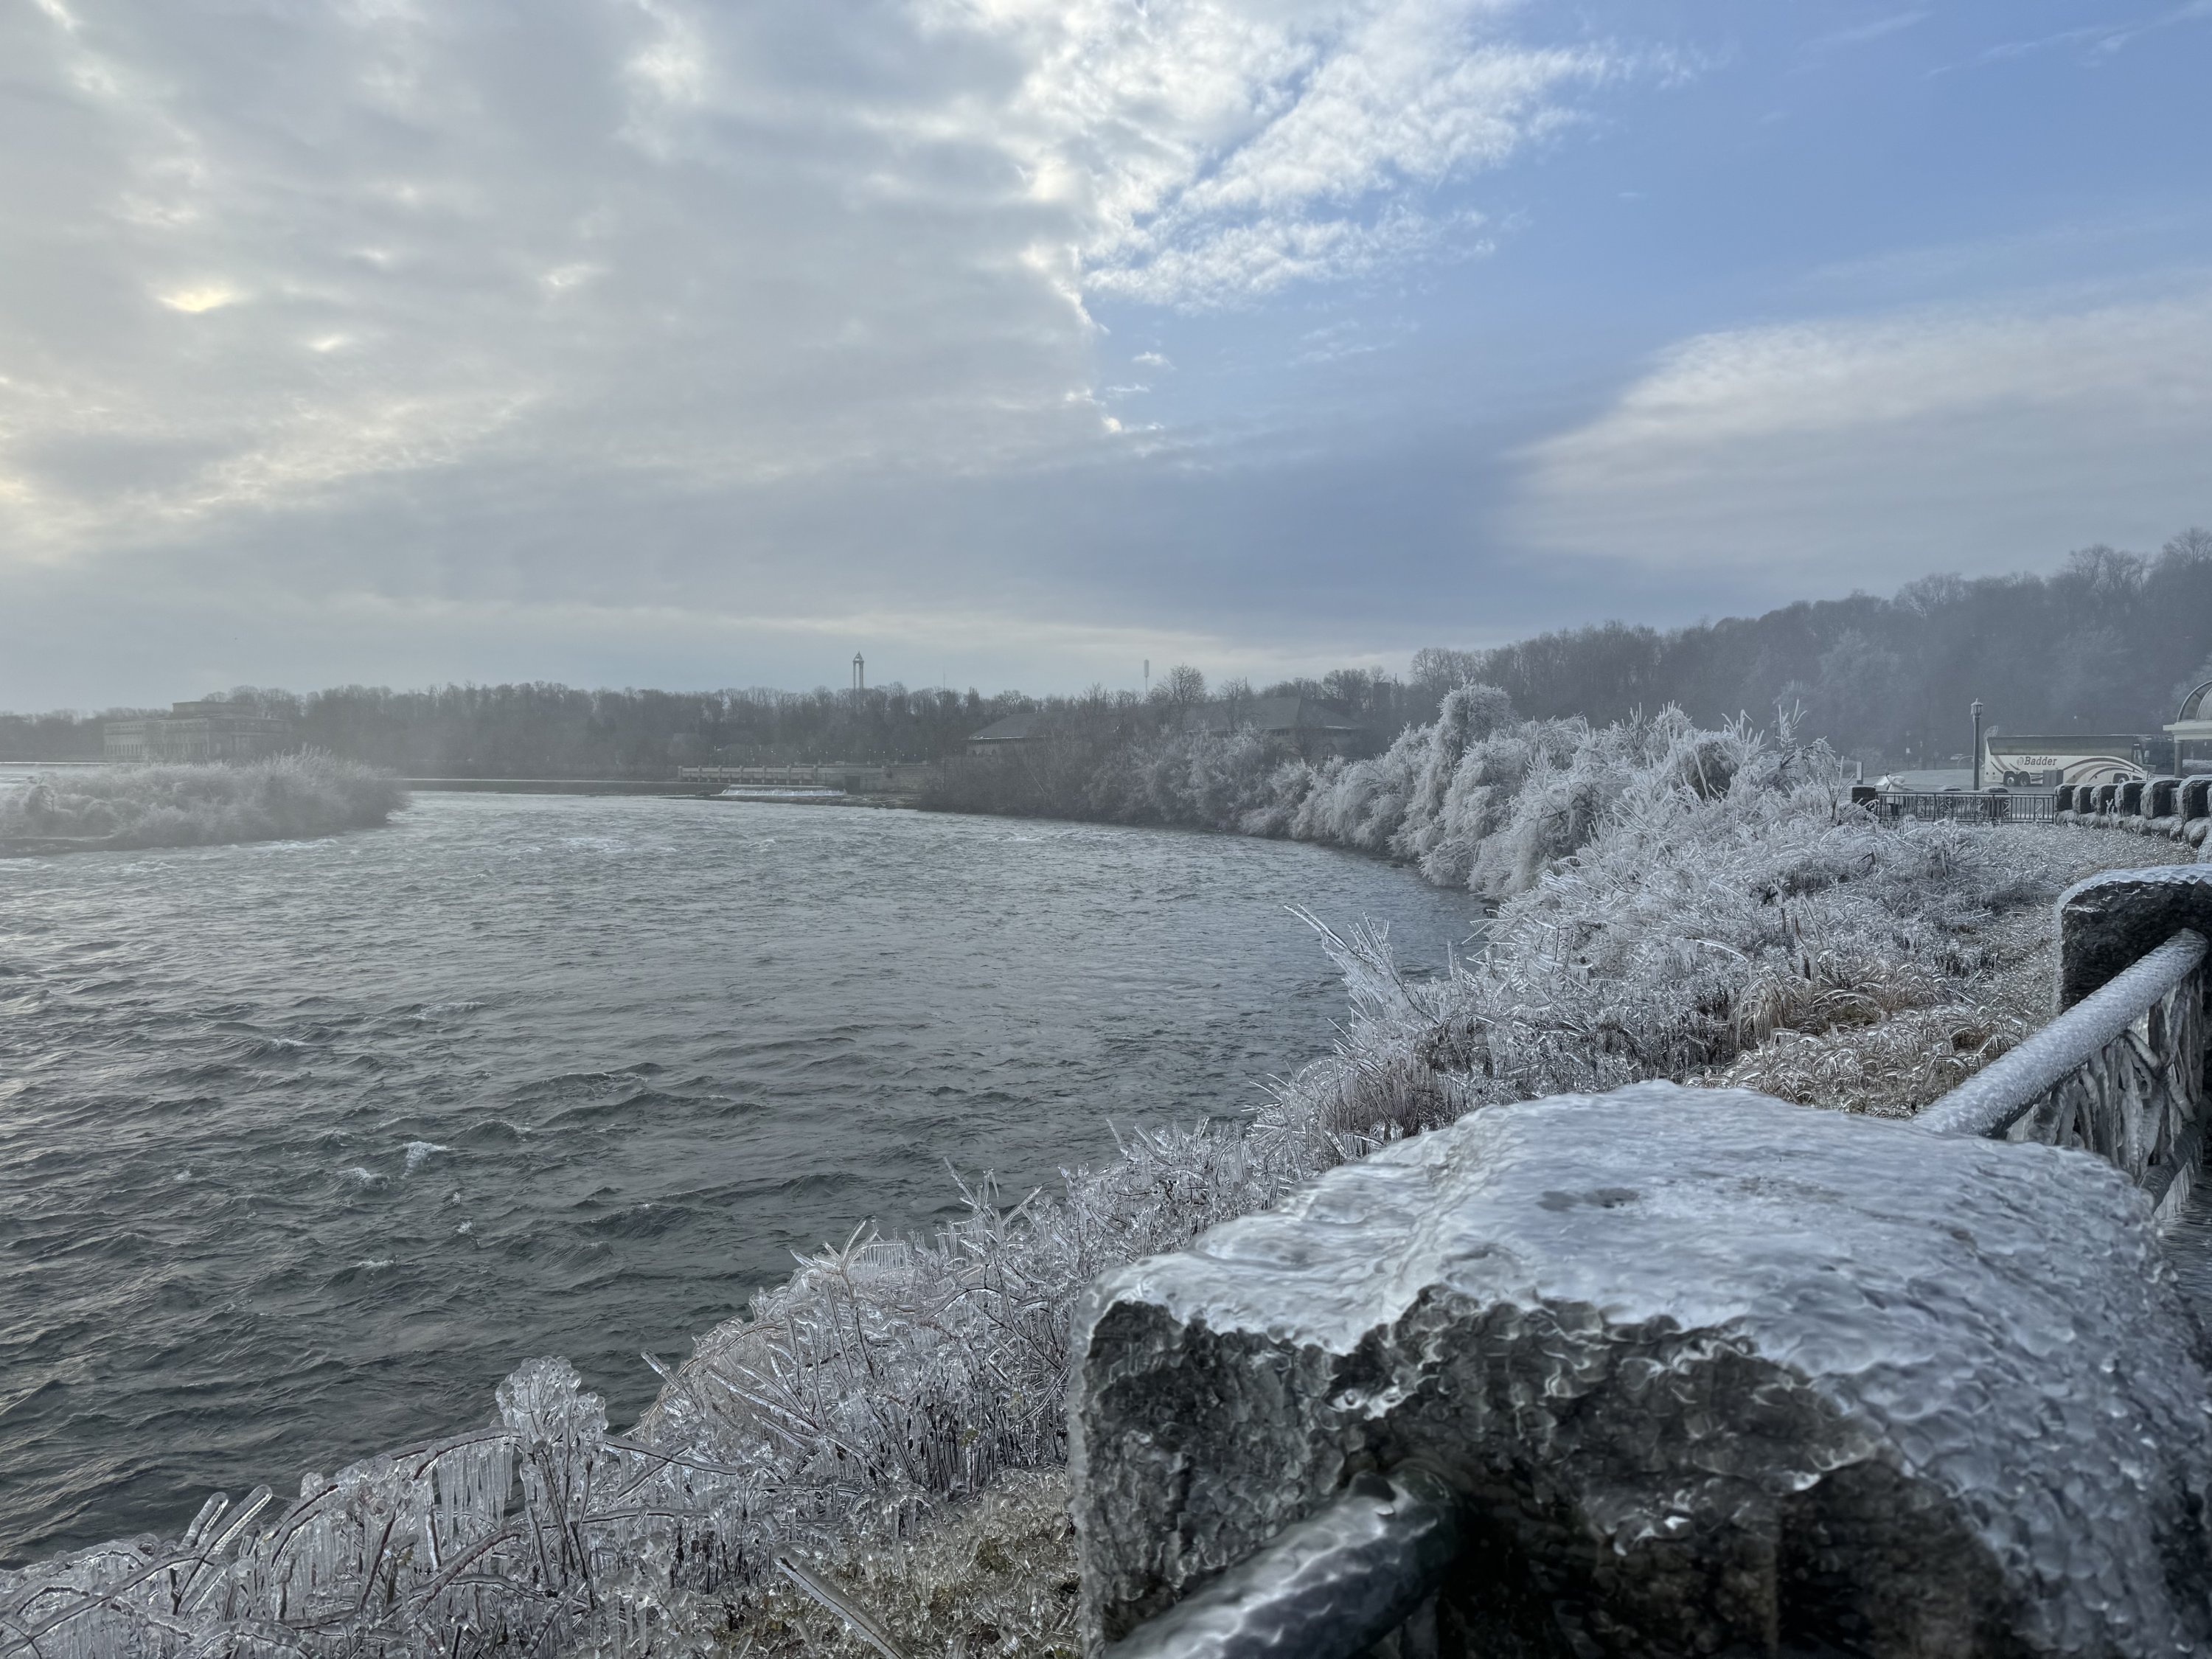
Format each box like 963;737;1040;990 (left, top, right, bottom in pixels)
407;776;922;807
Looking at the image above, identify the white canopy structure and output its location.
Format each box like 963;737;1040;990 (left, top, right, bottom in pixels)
2169;679;2212;775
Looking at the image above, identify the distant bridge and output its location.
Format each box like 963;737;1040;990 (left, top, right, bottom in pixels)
675;761;935;794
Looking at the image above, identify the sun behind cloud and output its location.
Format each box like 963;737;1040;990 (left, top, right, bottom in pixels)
159;284;242;314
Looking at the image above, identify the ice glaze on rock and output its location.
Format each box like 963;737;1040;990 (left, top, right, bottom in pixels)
1071;1083;2212;1657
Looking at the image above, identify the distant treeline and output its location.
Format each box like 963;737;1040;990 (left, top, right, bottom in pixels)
0;684;1016;772
1431;529;2212;762
0;670;1426;776
6;532;2207;772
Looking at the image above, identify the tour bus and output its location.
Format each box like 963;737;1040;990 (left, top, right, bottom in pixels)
1980;681;2211;787
1980;733;2160;790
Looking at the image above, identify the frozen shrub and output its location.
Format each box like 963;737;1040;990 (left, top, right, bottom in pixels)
0;754;406;852
1709;1006;2031;1117
710;1468;1080;1658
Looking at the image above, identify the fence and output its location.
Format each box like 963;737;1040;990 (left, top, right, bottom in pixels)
1917;924;2208;1220
1869;787;2058;824
1871;777;2212;848
2059;776;2212;821
1090;865;2212;1659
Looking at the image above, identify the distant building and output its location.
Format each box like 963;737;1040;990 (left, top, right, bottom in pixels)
1179;694;1375;759
104;700;293;764
965;712;1042;755
2168;678;2212;775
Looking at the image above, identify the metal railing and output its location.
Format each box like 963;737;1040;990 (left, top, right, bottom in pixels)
678;762;849;785
675;762;934;790
1915;866;2212;1222
1873;789;2058;824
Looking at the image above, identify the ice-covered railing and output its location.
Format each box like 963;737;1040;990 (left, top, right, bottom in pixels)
1918;865;2212;1221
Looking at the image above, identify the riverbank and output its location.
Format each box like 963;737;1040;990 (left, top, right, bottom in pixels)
406;776;922;807
622;718;2169;1655
1;720;2183;1655
698;821;2197;1659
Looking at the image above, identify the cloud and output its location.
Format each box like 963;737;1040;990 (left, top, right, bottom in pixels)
1512;285;2212;583
1967;2;2210;67
939;0;1632;308
0;0;1106;569
1806;11;1926;52
0;0;1644;586
1090;202;1489;307
157;284;241;313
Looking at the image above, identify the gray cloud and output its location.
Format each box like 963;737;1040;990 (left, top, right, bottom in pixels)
4;1;2202;709
1510;282;2212;587
0;0;1615;545
0;0;1638;705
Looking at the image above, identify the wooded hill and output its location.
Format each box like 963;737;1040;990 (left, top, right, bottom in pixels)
5;530;2206;773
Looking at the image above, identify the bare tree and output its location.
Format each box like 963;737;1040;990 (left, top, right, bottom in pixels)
1162;664;1207;708
2163;527;2212;566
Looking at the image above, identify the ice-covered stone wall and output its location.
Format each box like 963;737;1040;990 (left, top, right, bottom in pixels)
1071;1084;2212;1657
2057;863;2212;1007
2056;776;2212;854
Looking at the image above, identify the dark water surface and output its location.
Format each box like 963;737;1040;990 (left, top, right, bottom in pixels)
0;795;1478;1562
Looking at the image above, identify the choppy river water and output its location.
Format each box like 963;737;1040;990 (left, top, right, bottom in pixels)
0;793;1479;1562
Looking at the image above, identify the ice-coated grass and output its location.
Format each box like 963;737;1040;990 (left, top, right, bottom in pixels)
0;700;2130;1657
0;754;407;852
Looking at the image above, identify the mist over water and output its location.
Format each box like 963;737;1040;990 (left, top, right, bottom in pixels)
0;794;1479;1562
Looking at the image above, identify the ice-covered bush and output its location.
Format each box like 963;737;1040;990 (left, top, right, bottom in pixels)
945;684;1813;912
0;1141;1302;1659
1256;741;2098;1161
0;754;406;852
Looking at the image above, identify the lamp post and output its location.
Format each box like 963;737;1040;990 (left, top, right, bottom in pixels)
1971;700;1984;792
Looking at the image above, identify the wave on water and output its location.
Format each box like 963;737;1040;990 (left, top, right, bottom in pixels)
403;1141;450;1173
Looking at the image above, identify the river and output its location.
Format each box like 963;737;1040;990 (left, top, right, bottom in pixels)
0;793;1479;1562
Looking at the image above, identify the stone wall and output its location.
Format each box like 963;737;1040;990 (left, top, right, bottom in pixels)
2056;776;2212;853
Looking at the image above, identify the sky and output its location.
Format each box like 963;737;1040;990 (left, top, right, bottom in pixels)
1;0;2209;707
